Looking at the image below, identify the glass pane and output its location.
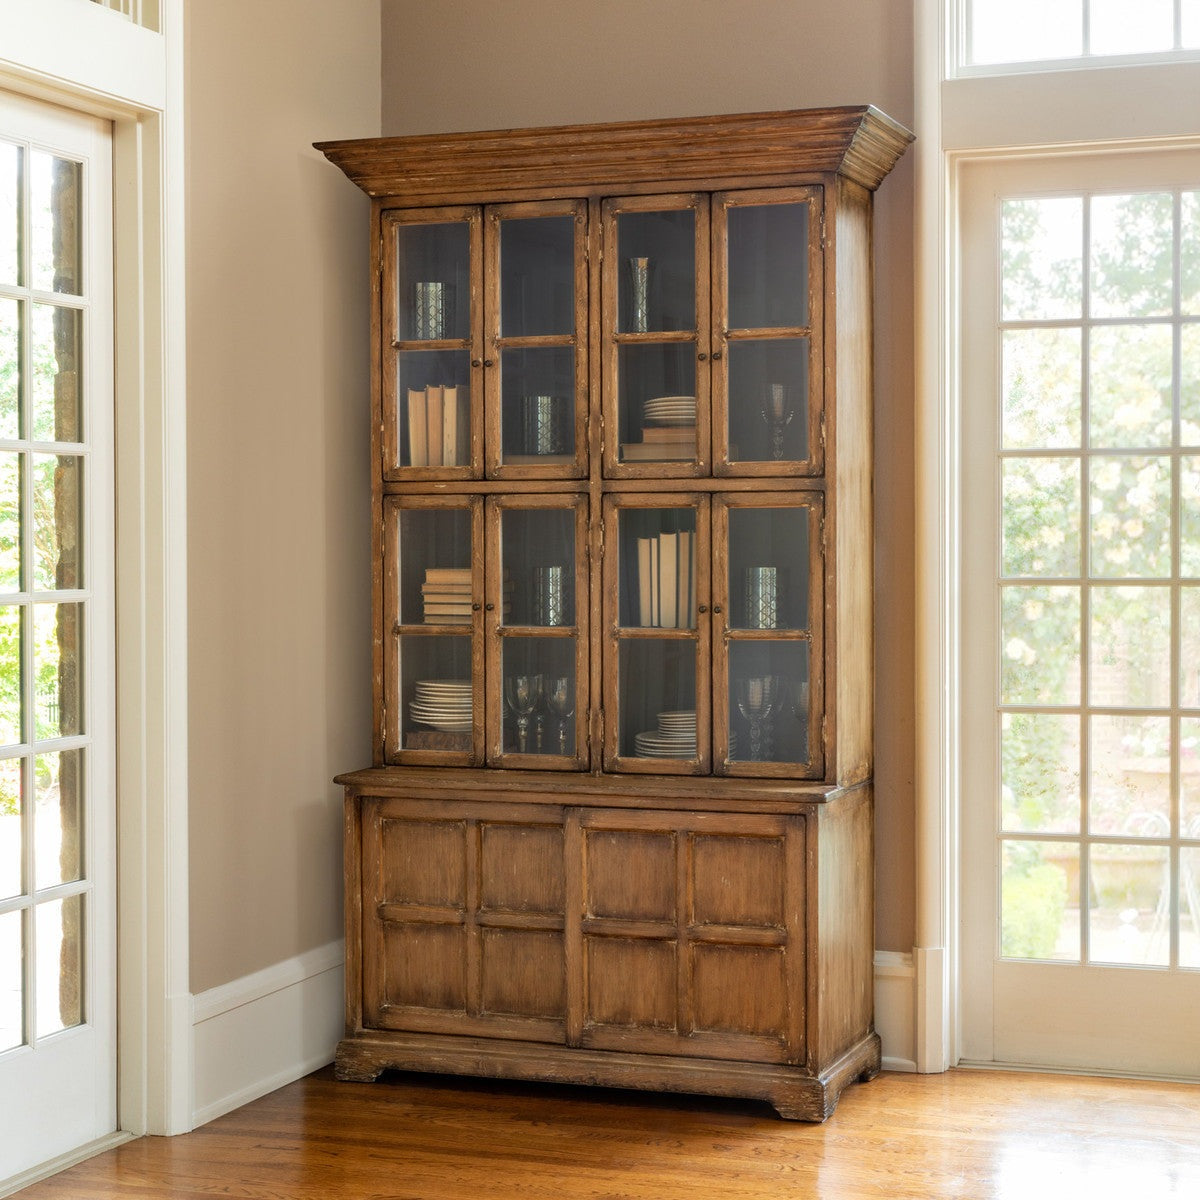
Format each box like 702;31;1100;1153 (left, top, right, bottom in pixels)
1182;588;1200;707
0;297;19;440
36;893;82;1035
0;141;18;287
618;638;696;759
971;0;1083;64
0;756;21;900
34;602;81;739
501;638;575;756
618;343;696;463
1090;0;1173;55
1000;712;1081;834
397;351;471;469
1001;457;1080;577
33;454;81;591
1002;328;1081;450
1182;848;1200;970
0;604;22;746
0;452;20;591
1089;455;1171;578
1001;198;1083;321
502;507;575;628
1000;585;1080;705
618;507;698;630
1183;192;1200;314
1186;1;1200;49
727;506;809;631
500;214;574;338
396;507;472;628
1090;193;1174;319
35;748;82;890
616;208;695;334
726;338;809;464
30;152;81;296
1089;324;1172;448
1001;839;1078;961
0;908;21;1051
396;222;470;342
31;303;80;443
726;202;809;330
1183;326;1200;445
1182;457;1200;577
1089;843;1169;967
1089;714;1170;836
1090;585;1170;709
1183;718;1200;832
500;347;575;466
399;634;473;754
728;640;809;766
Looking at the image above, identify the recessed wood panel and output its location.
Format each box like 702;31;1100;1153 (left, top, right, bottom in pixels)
481;928;565;1019
382;923;466;1011
479;823;564;914
691;944;786;1038
585;830;675;920
380;819;465;907
586;937;676;1029
691;834;786;928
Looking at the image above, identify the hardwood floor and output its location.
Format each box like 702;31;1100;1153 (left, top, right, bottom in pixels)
14;1066;1200;1199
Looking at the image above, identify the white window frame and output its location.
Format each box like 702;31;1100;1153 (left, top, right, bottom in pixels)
914;0;1200;1072
0;0;190;1146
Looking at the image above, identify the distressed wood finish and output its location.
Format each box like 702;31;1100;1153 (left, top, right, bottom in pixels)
320;107;911;1121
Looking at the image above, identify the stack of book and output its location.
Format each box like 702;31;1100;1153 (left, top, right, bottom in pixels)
407;385;468;467
420;567;511;624
620;395;696;462
635;530;697;628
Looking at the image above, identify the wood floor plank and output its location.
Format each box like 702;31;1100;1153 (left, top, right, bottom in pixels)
12;1066;1200;1199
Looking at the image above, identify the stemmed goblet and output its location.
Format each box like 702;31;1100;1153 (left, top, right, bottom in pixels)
505;673;543;754
761;383;795;461
546;676;575;755
735;675;780;762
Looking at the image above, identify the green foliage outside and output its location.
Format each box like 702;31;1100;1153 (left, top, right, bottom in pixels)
1002;858;1069;959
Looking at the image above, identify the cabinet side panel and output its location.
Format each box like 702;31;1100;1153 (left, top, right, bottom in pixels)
828;177;875;788
815;786;874;1067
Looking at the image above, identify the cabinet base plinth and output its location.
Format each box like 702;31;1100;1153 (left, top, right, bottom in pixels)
334;1029;881;1122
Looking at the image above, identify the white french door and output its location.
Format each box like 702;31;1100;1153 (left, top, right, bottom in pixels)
0;93;116;1179
960;149;1200;1075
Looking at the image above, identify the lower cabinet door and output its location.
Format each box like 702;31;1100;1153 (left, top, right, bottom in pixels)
568;808;806;1064
362;797;568;1043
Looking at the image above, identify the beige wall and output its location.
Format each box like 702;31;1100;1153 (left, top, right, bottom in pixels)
185;0;380;993
381;0;918;952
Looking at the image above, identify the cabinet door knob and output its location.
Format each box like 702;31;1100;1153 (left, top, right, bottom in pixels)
712;604;723;614
712;351;723;361
484;358;494;368
697;352;708;362
697;604;708;614
472;602;482;611
485;602;495;612
471;358;482;368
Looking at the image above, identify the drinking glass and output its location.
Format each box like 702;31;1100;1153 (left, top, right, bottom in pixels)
505;674;543;753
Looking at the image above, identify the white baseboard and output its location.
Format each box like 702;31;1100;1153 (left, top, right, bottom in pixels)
191;939;345;1129
875;950;917;1072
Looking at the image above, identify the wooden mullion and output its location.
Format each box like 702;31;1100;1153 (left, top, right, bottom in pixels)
724;326;813;341
676;833;694;1038
483;496;504;764
564;808;584;1047
465;819;482;1018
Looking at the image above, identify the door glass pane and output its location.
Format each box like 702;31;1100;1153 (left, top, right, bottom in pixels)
0;756;20;899
399;634;472;754
726;338;809;464
1183;717;1200;833
34;454;81;591
397;351;470;469
502;507;575;628
36;894;82;1035
726;202;808;330
1002;457;1080;577
500;214;574;338
1001;713;1081;833
1000;585;1080;705
727;507;809;631
35;748;82;890
1090;586;1169;709
618;507;698;631
0;604;22;746
35;602;82;740
1182;849;1200;969
1184;192;1200;314
727;640;809;766
0;297;19;440
618;638;696;759
0;908;21;1051
1001;198;1083;321
30;152;81;296
500;347;574;466
0;452;21;590
1002;328;1082;450
616;209;695;334
1089;325;1172;448
1089;455;1171;578
1089;714;1170;835
1001;840;1078;962
396;222;470;343
397;508;473;628
1183;328;1200;445
1090;193;1173;318
1089;843;1169;966
0;141;18;287
617;343;696;464
31;303;80;443
501;638;574;757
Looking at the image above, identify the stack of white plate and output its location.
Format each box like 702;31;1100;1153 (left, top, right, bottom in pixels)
643;395;696;427
633;710;739;758
410;679;473;732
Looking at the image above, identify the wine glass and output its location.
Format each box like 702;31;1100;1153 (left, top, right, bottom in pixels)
546;676;575;754
761;383;795;461
505;674;543;753
735;675;780;761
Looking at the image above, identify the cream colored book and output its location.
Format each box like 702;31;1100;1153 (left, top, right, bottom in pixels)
659;532;678;629
407;388;427;468
679;530;694;628
425;385;444;467
637;537;652;627
441;385;458;466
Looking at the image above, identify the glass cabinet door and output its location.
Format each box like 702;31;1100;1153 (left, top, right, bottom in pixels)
485;494;589;768
383;495;484;764
382;208;482;478
712;189;822;475
602;495;710;773
602;196;710;478
713;494;823;777
486;201;587;478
